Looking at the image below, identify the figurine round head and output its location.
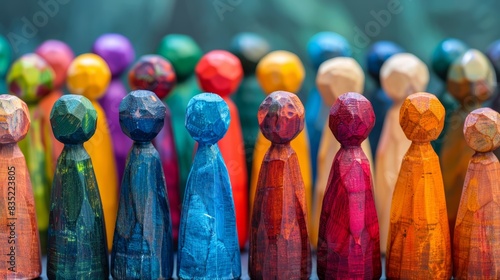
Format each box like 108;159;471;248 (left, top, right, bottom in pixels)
35;40;74;89
0;35;11;78
431;38;468;82
380;53;429;103
7;53;55;103
258;90;304;144
400;92;445;142
50;95;97;144
256;50;305;95
464;108;500;153
195;50;243;98
447;49;496;106
366;41;404;82
330;92;374;146
307;32;351;70
92;33;135;77
119;90;166;142
0;95;30;144
128;55;177;99
316;57;364;106
230;32;271;76
66;53;111;100
487;40;500;79
157;34;202;82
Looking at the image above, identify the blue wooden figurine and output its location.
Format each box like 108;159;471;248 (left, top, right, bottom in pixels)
177;93;241;279
111;90;174;279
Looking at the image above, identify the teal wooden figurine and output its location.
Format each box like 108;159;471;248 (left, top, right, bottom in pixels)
111;90;173;279
47;95;108;279
0;35;11;93
178;93;241;279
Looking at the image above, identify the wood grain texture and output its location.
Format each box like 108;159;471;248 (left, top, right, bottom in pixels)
249;91;311;279
0;95;41;278
317;93;381;279
386;92;451;279
374;53;429;254
453;108;500;279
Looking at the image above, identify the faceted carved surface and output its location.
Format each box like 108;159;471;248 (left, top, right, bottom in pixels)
92;33;135;77
256;50;305;94
128;54;177;99
431;38;468;82
36;40;74;88
0;95;30;143
464;108;500;153
317;92;380;279
316;57;364;106
230;32;270;76
307;32;351;70
50;95;97;144
387;92;451;279
195;50;243;97
67;53;111;100
119;90;166;142
186;93;230;145
0;35;11;78
367;41;404;82
7;53;54;103
249;90;311;279
157;34;202;82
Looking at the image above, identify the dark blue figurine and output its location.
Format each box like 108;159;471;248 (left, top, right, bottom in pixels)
111;90;174;279
366;41;404;158
305;31;351;183
178;93;241;280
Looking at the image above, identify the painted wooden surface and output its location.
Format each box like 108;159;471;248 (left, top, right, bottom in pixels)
317;93;381;279
178;93;241;279
111;90;173;279
66;53;118;251
249;91;311;279
0;95;41;278
47;95;108;279
311;57;373;248
196;50;248;249
0;35;10;94
453;108;500;279
374;53;429;254
386;92;451;279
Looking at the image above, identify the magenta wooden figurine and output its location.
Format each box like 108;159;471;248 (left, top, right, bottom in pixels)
317;92;381;279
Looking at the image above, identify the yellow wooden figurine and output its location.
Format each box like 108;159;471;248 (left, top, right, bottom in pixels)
66;53;118;250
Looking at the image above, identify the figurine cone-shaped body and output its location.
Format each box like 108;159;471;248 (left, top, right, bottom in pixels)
453;108;500;279
0;95;41;278
177;93;241;279
111;90;173;279
317;92;381;279
47;95;108;279
386;92;451;279
249;91;311;279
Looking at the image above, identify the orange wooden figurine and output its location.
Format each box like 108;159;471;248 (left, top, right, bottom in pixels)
454;108;500;279
386;92;451;279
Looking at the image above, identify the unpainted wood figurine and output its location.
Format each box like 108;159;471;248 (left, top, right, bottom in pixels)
374;53;429;254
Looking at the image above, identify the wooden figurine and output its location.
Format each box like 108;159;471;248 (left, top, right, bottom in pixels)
7;53;54;253
0;95;41;278
0;35;11;93
66;53;118;250
157;34;202;202
251;50;312;225
386;92;451;279
305;32;351;182
249;90;311;279
128;54;180;245
366;41;404;158
374;53;429;254
178;93;241;279
311;57;373;248
454;108;500;279
230;32;270;187
317;92;381;279
440;49;496;240
36;40;75;184
93;33;135;184
195;50;248;249
111;90;173;279
430;38;468;154
47;95;108;279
